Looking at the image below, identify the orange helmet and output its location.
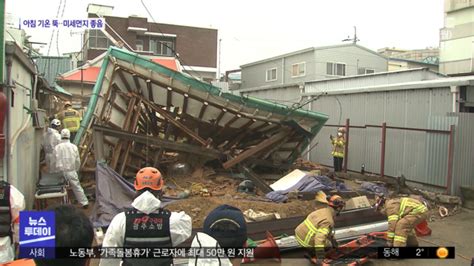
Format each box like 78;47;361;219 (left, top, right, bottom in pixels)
328;195;345;210
134;167;164;191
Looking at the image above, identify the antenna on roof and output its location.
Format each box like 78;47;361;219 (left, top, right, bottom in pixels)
342;26;360;44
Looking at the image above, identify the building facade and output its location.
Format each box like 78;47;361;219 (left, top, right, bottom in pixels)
240;43;388;91
85;4;218;82
439;0;474;75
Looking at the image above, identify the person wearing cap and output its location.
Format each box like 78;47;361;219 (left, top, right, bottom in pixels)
100;167;192;266
54;129;89;208
56;101;81;141
374;195;428;247
188;204;247;266
42;119;62;173
295;191;345;265
330;128;346;172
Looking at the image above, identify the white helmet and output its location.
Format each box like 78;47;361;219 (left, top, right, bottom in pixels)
50;119;61;127
60;129;71;139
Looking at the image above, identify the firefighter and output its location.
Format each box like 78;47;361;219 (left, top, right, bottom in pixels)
330;128;346;172
56;101;81;141
0;181;25;264
42;119;62;173
374;195;429;247
295;191;345;265
100;167;192;266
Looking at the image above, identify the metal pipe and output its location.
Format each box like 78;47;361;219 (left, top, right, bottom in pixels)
343;118;350;172
446;124;455;195
380;122;387;177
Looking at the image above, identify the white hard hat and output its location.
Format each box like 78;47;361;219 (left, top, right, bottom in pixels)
50;119;61;127
60;129;71;139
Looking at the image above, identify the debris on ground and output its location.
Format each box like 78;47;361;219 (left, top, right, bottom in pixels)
243;209;281;222
344;196;371;210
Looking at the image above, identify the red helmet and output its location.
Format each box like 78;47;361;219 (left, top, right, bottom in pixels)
328;195;345;210
134;167;164;191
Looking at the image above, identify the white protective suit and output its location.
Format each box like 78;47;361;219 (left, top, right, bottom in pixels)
0;185;25;264
100;191;192;266
54;139;89;206
188;232;233;266
42;128;61;173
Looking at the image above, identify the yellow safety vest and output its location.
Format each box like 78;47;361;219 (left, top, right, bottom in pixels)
61;109;81;132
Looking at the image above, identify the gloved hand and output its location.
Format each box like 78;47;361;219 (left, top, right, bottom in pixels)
330;237;339;248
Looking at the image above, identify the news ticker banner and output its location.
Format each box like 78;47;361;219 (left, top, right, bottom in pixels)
21;246;455;260
19;211;56;259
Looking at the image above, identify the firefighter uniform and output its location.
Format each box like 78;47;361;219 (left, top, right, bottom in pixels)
295;207;336;253
331;132;345;172
383;197;428;247
56;106;81;139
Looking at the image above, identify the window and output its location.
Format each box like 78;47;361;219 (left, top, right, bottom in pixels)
88;29;111;49
327;62;346;76
292;62;306;77
136;39;144;51
358;67;375;75
149;38;175;56
266;68;277;82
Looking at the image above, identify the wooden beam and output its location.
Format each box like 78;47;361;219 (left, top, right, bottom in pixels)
166;87;172;109
94;125;223;158
146;80;154;102
117;69;132;92
140;96;208;146
120;100;142;175
198;102;208;120
223;129;292;169
182;93;189;114
213;108;227;126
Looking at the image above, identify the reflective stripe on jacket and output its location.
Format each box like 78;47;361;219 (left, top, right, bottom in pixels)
384;197;428;240
331;137;345;158
295;206;335;248
58;109;81;132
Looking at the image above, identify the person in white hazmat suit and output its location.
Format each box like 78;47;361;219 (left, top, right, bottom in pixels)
54;129;89;208
42;119;62;173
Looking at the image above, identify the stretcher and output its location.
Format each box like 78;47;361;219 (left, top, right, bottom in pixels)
308;232;387;265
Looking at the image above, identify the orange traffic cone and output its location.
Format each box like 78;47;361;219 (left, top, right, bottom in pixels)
242;231;281;263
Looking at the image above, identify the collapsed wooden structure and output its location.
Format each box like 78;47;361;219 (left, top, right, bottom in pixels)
75;47;328;179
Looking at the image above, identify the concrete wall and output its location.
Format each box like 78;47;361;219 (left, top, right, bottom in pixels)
6;55;41;209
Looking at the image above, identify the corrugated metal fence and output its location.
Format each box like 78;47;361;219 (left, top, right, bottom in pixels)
310;113;474;195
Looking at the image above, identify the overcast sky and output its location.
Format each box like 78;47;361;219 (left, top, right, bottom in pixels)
7;0;444;73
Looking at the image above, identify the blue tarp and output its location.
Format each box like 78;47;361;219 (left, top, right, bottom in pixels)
359;181;388;196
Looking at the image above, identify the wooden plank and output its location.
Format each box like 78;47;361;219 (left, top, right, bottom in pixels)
222;129;292;169
133;74;141;91
119;99;142;175
166;88;172;109
213;108;226;126
140;96;208;146
146;80;154;102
